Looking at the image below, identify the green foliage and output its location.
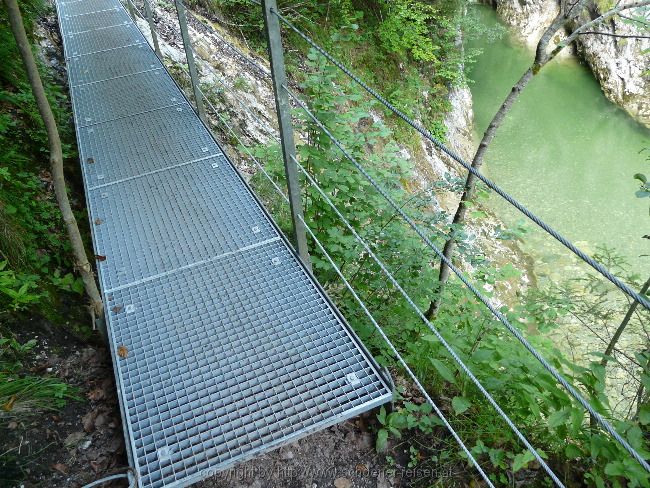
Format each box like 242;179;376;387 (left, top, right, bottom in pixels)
376;402;443;451
247;54;650;485
0;0;46;87
209;0;470;143
377;0;441;62
0;261;41;312
0;0;83;317
0;337;78;414
0;336;37;373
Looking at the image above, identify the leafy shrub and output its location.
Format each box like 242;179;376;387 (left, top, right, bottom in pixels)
0;337;78;414
0;0;83;317
247;52;650;486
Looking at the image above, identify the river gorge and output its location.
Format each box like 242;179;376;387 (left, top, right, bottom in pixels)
467;4;650;282
465;4;650;414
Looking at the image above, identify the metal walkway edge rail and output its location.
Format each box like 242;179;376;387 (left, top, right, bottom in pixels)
54;1;393;486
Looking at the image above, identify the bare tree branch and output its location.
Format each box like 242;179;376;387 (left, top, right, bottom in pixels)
618;12;650;26
561;0;650;48
601;276;650;369
577;31;650;38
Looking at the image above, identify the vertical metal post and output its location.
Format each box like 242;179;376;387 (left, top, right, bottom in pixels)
144;0;162;59
174;0;207;124
261;0;311;270
125;0;136;18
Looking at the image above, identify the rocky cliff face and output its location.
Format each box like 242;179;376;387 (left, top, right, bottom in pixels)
494;0;560;45
493;0;650;126
572;5;650;126
135;3;531;300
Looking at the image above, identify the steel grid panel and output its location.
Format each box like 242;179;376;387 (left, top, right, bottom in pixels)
64;22;145;58
107;239;390;487
87;155;278;292
60;7;130;35
78;104;219;186
67;43;159;87
71;69;183;127
59;0;119;17
56;2;392;486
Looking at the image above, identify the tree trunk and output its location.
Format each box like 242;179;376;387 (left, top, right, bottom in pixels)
601;276;650;368
424;0;600;319
5;0;105;334
425;67;534;318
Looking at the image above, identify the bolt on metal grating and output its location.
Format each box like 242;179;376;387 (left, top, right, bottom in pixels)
54;0;392;486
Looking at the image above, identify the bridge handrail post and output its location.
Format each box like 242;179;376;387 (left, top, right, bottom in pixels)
144;0;162;59
174;0;207;123
261;0;311;270
125;0;136;19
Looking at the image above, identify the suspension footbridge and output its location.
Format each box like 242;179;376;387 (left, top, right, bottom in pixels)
55;0;392;486
54;0;650;486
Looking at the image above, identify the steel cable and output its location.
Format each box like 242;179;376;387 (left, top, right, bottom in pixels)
284;85;650;474
271;8;650;312
291;154;564;487
127;0;649;475
202;93;496;488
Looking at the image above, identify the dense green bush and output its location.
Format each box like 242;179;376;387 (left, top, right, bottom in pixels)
248;51;650;487
0;0;85;317
196;0;472;140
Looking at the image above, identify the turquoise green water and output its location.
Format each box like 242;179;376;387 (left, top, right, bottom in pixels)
466;6;650;279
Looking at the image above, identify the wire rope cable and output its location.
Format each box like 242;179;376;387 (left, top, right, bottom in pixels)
270;7;650;312
203;96;497;488
291;154;565;487
283;85;650;474
98;0;650;478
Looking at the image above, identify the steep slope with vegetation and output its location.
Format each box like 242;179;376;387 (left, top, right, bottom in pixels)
0;2;130;486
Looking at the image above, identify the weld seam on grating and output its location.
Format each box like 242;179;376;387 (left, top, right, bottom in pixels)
64;6;121;17
63;39;143;60
68;20;131;35
103;237;281;294
78;102;186;128
72;67;163;88
66;40;144;59
88;154;220;190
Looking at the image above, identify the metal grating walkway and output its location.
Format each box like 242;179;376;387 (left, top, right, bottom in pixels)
54;1;392;486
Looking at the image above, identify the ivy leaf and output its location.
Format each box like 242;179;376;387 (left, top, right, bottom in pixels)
451;396;471;414
377;406;387;426
547;408;571;428
488;448;505;468
430;358;456;385
639;405;650;425
626;425;643;449
604;461;626;477
565;444;581;459
512;450;536;473
634;173;647;184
